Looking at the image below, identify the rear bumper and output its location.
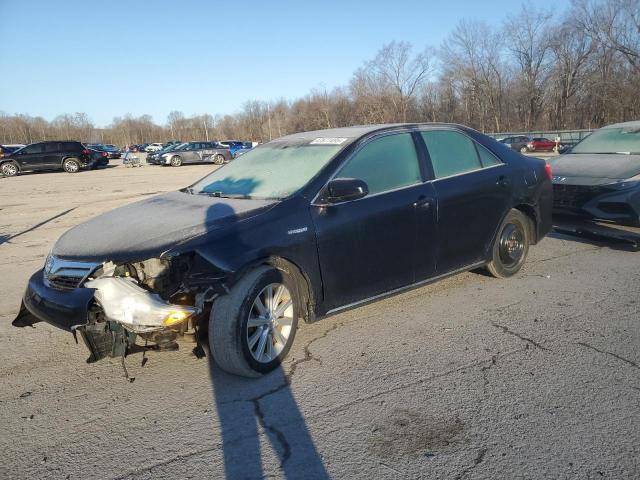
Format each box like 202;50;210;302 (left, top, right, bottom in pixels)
20;269;95;331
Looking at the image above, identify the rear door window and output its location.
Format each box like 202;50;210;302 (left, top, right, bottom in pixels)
44;142;60;153
22;143;44;154
421;130;482;179
336;133;422;195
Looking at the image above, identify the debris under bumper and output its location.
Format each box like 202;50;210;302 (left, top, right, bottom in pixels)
15;269;198;364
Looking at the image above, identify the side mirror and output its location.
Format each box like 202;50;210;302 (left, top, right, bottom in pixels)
325;178;369;203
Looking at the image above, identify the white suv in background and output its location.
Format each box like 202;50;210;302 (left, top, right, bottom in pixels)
145;143;164;152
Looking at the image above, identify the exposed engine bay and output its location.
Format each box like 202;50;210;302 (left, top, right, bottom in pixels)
66;255;226;375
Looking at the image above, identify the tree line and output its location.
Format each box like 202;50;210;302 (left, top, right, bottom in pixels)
1;0;638;146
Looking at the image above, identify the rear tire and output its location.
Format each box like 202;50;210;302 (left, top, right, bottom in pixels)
62;158;80;173
170;155;182;167
209;266;299;377
520;146;528;153
486;209;531;278
1;161;19;177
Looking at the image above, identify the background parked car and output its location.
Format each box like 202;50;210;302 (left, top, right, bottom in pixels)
550;120;640;226
147;141;232;166
145;143;184;163
498;135;531;153
0;141;95;176
145;143;164;152
0;144;26;157
102;144;121;159
525;137;558;152
86;147;110;167
87;144;121;159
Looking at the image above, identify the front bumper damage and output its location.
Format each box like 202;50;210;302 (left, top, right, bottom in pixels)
14;265;205;368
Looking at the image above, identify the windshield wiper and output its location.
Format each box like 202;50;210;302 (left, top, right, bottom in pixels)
200;191;252;199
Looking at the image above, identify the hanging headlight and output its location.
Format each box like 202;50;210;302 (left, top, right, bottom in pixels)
85;277;195;331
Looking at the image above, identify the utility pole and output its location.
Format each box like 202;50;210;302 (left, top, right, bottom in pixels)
203;118;209;141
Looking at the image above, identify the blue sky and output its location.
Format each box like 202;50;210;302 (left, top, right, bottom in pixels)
0;0;570;127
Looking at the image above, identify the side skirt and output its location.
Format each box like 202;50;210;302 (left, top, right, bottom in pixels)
324;261;487;317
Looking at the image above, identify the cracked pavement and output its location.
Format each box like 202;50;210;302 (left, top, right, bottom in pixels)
1;159;639;479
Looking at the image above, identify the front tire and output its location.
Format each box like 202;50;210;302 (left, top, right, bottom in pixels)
1;161;19;177
486;209;531;278
209;266;299;377
520;146;528;153
170;155;182;167
62;158;80;173
213;154;225;165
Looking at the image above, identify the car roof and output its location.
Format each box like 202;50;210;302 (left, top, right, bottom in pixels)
600;120;640;130
275;123;472;143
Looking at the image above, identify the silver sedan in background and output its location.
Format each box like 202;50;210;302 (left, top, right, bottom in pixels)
150;141;232;166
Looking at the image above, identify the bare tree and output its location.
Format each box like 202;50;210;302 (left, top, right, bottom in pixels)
504;6;554;130
441;20;508;131
574;0;640;72
548;18;594;128
353;41;433;123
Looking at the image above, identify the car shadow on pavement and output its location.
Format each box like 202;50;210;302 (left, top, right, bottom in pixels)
551;217;640;252
207;353;329;479
202;194;328;479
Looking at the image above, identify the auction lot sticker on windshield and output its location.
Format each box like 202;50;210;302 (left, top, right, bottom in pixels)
310;137;348;145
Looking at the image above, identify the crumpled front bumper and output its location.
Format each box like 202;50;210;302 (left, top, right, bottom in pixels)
17;269;95;331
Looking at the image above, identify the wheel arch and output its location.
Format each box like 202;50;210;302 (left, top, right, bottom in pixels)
60;155;79;165
234;255;316;324
513;203;538;244
0;159;20;172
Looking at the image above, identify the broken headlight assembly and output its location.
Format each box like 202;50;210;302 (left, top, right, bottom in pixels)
72;256;204;374
84;276;196;332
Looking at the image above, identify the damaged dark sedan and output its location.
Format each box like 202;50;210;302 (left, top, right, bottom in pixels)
14;124;553;378
550;121;640;226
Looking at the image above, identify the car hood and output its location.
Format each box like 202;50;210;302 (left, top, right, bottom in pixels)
52;191;277;262
549;153;640;185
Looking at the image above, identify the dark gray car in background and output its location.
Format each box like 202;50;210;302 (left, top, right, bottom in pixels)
146;141;232;167
499;135;531;153
550;120;640;226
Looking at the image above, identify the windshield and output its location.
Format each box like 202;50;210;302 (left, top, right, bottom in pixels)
189;141;345;199
571;127;640;154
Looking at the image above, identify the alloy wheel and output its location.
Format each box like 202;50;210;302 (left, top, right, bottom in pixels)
64;160;79;173
246;283;294;363
1;162;18;176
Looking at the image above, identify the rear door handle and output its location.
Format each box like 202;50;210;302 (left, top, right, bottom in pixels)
413;197;433;210
497;176;510;187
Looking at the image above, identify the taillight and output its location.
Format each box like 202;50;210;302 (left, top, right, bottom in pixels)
544;163;552;180
82;149;89;155
102;152;108;157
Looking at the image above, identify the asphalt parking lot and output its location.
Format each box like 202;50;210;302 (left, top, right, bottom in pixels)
1;156;639;479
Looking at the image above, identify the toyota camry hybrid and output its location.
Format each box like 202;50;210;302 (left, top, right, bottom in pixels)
13;124;552;378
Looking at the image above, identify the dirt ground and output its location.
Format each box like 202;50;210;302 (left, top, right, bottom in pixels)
1;156;639;479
